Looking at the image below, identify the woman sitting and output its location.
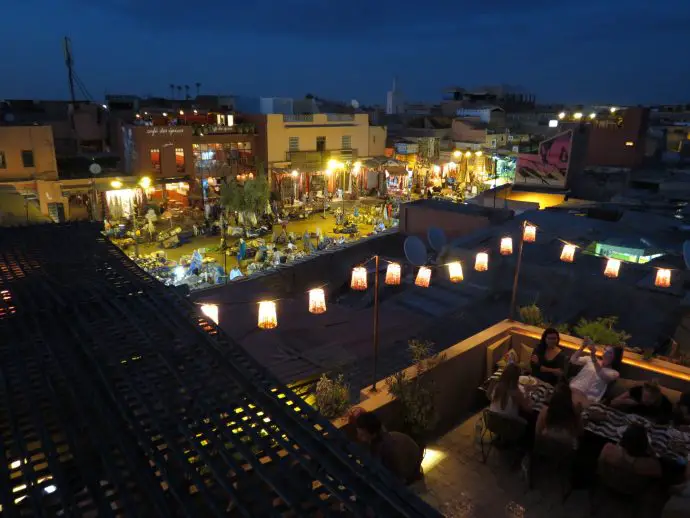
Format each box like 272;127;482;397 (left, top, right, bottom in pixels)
536;382;583;449
489;363;532;420
531;328;567;385
598;423;662;478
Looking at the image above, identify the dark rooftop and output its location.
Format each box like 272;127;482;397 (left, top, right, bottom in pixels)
0;224;439;517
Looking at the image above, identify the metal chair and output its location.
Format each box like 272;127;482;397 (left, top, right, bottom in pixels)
480;409;527;464
528;433;576;502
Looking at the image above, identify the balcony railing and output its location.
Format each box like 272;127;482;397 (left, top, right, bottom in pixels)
285;148;358;165
283;114;314;123
192;123;255;136
326;114;355;122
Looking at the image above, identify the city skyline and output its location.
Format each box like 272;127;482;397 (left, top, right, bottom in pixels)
2;0;689;105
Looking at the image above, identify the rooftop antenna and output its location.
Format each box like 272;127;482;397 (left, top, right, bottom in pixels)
63;37;80;152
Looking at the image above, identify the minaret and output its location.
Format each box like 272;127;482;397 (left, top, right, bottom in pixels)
386;77;400;115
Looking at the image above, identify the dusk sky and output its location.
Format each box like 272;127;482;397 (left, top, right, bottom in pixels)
3;0;689;106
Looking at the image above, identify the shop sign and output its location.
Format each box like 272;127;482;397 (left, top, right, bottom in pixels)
145;127;186;137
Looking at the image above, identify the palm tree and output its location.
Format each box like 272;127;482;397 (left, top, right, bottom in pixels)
176;85;182;100
195;82;201;97
169;84;174;99
184;85;190;100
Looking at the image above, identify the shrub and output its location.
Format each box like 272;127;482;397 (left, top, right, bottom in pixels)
518;304;570;334
314;374;350;419
386;340;446;439
572;316;630;346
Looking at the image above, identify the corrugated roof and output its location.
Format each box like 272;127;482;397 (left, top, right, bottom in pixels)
0;223;440;518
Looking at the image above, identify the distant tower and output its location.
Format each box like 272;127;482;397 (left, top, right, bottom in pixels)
386;77;403;115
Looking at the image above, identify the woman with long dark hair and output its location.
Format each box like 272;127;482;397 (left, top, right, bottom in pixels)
489;363;532;419
531;328;567;385
599;424;662;478
536;382;583;448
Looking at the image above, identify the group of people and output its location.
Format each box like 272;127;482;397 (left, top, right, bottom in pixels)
489;328;690;482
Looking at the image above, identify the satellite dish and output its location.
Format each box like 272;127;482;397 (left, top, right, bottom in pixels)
427;227;448;252
351;99;360;109
683;240;690;269
404;236;427;267
89;163;102;175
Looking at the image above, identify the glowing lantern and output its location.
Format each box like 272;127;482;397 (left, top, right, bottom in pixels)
351;267;368;291
500;237;513;256
475;253;489;272
257;301;278;329
200;304;219;325
447;262;463;283
415;267;431;288
603;259;621;279
655;269;671;288
385;263;401;286
308;288;327;314
560;244;576;263
523;225;536;243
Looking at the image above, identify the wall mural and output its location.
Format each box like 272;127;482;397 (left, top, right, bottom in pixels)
515;130;573;187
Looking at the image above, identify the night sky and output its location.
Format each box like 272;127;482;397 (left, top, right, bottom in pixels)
3;0;689;105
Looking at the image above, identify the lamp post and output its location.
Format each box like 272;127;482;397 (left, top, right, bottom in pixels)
372;254;380;391
508;220;527;320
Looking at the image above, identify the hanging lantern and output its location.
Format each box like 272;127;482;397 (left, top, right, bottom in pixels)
415;266;431;288
475;252;489;272
351;267;368;291
447;262;463;283
385;262;401;286
523;225;536;243
308;288;327;314
603;259;621;279
200;304;219;325
257;301;278;330
655;269;671;288
500;237;513;255
560;244;576;263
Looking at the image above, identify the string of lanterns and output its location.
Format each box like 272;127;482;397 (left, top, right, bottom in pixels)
211;219;676;331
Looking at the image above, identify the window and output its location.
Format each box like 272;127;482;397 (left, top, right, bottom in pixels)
341;135;352;149
289;137;299;152
316;136;326;152
175;147;185;173
150;148;160;171
21;150;34;168
0;151;6;169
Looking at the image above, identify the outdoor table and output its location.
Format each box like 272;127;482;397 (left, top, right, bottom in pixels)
483;369;690;464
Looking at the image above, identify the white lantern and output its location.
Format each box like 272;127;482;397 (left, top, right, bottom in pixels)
500;237;513;255
385;262;401;286
655;269;671;288
475;252;489;272
560;244;576;263
351;267;368;291
604;259;621;279
257;301;278;329
447;262;463;283
200;304;219;325
308;288;327;314
415;266;431;288
523;225;536;243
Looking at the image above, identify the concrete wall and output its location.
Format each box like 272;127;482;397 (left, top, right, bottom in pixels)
398;203;494;241
0;126;58;181
368;126;387;157
451;120;486;144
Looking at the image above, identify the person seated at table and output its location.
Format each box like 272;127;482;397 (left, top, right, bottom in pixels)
672;391;690;431
531;328;567;385
598;423;662;478
610;380;674;425
569;338;622;405
355;412;423;485
536;381;583;449
489;363;532;420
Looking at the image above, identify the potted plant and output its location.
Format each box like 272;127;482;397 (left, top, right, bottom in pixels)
314;374;350;420
385;340;446;446
572;316;630;346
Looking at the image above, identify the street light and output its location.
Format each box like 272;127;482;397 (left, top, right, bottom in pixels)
589;112;596;119
453;150;462;158
139;176;152;189
110;180;122;189
574;112;583;120
558;112;566;119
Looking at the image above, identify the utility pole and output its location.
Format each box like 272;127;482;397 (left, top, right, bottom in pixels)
63;37;80;154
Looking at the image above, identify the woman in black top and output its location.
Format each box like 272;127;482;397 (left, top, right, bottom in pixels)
531;328;567;385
